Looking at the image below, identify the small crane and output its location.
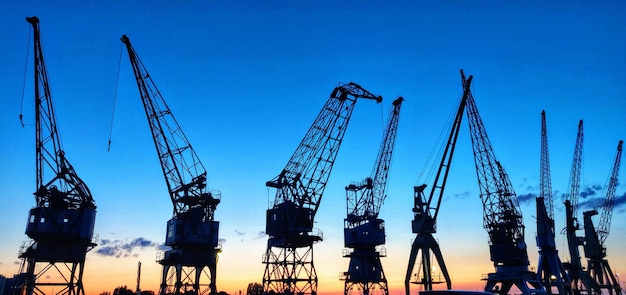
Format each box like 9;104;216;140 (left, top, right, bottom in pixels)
463;70;544;295
582;140;623;295
263;82;382;295
18;16;97;295
563;121;600;295
405;71;470;295
535;111;571;295
341;97;403;295
121;35;221;295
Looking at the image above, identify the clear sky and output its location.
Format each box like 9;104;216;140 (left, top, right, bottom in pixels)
1;1;625;295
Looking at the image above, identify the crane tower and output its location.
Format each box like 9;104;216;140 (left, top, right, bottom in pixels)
263;82;382;295
121;35;221;295
563;121;600;295
462;70;544;295
582;140;623;295
535;111;571;295
405;73;471;295
18;16;97;295
341;97;403;295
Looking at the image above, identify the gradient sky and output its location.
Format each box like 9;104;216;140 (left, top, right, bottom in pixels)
1;2;625;295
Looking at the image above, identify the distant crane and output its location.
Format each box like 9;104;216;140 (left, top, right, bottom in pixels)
121;35;221;295
462;70;544;295
263;82;382;295
563;121;600;295
535;111;571;295
405;73;471;295
18;16;97;295
582;140;622;295
341;97;403;295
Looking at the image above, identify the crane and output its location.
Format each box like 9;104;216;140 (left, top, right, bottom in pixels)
18;16;97;295
263;82;382;295
405;73;471;295
121;35;221;295
563;121;600;295
535;111;571;295
582;140;622;295
462;70;544;295
341;97;403;295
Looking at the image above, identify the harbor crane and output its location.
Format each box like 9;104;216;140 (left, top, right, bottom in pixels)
263;82;382;295
462;70;544;295
341;97;403;295
582;140;622;295
18;16;97;295
405;74;471;295
563;121;600;295
535;111;571;295
121;35;221;295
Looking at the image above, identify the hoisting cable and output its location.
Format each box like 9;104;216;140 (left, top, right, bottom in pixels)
108;43;123;152
415;94;462;186
19;26;32;127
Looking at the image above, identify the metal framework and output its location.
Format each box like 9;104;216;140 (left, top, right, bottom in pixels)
18;16;97;295
535;111;571;295
582;140;622;295
341;97;403;295
405;74;470;295
563;121;600;295
463;70;544;295
121;35;221;295
263;82;382;295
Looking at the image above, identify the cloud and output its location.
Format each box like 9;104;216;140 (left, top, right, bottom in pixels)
516;193;537;204
254;231;267;240
95;237;166;258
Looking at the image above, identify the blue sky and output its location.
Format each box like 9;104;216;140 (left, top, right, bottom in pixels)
1;1;625;295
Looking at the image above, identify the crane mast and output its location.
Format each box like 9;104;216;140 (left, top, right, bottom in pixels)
563;121;600;295
19;16;97;295
535;111;571;295
582;140;622;295
121;35;221;295
341;97;403;295
263;82;382;295
405;72;470;295
463;71;544;295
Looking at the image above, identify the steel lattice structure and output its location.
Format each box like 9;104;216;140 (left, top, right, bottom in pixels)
121;35;221;295
17;16;97;295
342;97;403;295
263;82;381;295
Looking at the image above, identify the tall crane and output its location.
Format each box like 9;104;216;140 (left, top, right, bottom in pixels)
263;82;382;295
121;35;221;295
535;111;571;295
341;97;403;295
462;70;544;295
563;121;600;295
582;140;622;295
405;73;471;295
18;16;97;295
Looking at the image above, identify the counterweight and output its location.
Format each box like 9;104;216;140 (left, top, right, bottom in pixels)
121;35;221;295
341;97;403;295
263;82;381;295
18;16;97;295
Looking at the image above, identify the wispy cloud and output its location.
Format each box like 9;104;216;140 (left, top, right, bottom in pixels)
95;237;166;258
517;193;537;204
